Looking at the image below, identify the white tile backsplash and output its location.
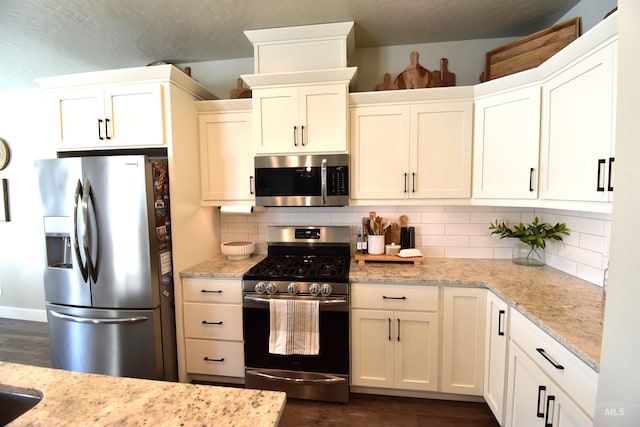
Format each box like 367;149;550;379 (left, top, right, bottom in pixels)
220;205;611;286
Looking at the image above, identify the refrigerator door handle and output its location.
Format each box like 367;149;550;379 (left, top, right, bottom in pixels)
74;179;89;283
82;179;99;283
50;310;149;325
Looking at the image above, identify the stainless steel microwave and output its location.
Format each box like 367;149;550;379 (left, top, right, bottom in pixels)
254;154;349;207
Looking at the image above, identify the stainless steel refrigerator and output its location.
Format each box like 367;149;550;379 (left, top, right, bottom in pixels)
35;155;177;381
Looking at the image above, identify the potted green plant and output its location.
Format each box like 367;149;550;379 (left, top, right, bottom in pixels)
489;217;570;266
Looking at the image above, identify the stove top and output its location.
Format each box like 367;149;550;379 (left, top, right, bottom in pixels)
244;254;350;283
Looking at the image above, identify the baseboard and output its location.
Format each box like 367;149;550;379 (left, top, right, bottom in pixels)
350;385;486;403
0;306;47;322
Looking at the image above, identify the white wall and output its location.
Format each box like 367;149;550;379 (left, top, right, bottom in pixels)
0;89;52;321
219;205;610;286
595;1;640;425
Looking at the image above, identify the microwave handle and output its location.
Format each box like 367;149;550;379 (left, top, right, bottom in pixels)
321;158;327;205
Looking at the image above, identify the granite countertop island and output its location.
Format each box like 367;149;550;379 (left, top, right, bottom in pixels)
182;255;605;372
0;361;285;426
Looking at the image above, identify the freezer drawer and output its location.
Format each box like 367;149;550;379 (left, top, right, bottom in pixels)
46;304;164;380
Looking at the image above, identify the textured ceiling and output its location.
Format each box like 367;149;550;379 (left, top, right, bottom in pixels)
0;0;581;91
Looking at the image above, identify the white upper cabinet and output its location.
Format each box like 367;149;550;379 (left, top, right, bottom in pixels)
252;83;349;154
539;41;617;203
350;94;473;202
38;65;213;151
473;86;541;200
197;100;254;205
49;84;164;149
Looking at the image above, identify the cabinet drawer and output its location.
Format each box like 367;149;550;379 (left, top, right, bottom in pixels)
351;283;439;311
510;309;598;417
185;339;245;377
183;278;242;304
184;303;243;340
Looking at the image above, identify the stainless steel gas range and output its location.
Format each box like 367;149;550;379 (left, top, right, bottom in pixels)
242;225;351;403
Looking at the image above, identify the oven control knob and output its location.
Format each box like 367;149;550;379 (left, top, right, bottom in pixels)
254;282;267;294
287;282;300;295
320;283;332;297
309;283;321;296
265;282;278;295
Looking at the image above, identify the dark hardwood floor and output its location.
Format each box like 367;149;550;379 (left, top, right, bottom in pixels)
1;318;499;426
0;317;51;368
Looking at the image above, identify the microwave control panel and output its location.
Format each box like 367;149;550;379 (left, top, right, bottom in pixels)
328;166;348;196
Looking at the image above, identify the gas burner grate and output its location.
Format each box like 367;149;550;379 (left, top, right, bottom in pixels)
244;255;350;282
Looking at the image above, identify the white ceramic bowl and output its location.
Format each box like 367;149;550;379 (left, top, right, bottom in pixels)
221;241;255;260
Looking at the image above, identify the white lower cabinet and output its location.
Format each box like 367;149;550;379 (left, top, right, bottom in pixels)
182;277;244;379
484;291;509;424
505;310;597;427
351;283;439;391
441;287;486;396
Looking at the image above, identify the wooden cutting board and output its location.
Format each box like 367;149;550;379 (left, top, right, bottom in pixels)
394;51;432;89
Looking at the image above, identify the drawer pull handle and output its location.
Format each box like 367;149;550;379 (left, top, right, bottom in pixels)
536;385;546;417
397;318;401;342
382;296;406;300
203;357;224;362
388;318;392;341
536;348;565;370
201;320;223;325
201;289;223;294
498;309;505;336
545;395;556;427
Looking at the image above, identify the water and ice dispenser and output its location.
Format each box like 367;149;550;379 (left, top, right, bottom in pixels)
44;216;72;269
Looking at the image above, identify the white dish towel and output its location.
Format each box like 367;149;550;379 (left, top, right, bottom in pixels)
269;299;320;355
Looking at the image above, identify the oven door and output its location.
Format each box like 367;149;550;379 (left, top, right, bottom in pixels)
242;294;349;402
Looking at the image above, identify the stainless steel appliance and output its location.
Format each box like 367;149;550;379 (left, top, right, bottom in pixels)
35;155;177;381
242;225;350;403
254;154;349;207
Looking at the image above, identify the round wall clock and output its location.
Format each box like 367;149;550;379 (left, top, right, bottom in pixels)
0;138;10;170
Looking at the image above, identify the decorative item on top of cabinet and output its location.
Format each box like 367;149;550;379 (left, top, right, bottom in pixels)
230;78;252;99
375;73;399;91
392;52;456;89
480;17;580;82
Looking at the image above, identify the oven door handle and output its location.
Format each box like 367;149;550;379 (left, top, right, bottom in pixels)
248;370;346;384
243;295;347;305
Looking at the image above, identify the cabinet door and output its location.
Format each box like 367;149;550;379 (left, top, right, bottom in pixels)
199;111;254;203
350;105;411;200
505;342;551;427
411;101;473;199
51;88;105;149
484;292;509;424
103;84;165;147
441;287;486;395
298;84;348;153
394;311;439;391
539;42;616;202
351;309;394;388
473;87;541;199
553;387;594;427
252;86;298;154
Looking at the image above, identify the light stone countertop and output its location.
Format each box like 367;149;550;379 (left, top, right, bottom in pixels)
182;255;605;372
1;361;286;426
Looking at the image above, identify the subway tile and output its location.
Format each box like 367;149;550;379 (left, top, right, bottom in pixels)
421;212;469;224
422;235;469;247
445;247;494;258
446;223;489;236
579;233;606;253
577;263;607;286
